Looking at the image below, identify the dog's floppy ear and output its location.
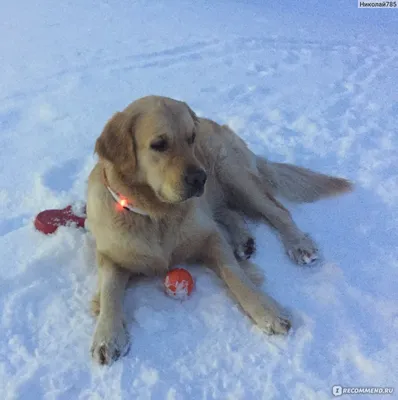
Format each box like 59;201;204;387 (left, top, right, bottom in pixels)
95;112;137;175
185;103;199;127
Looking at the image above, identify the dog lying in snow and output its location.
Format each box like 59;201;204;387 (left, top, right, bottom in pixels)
86;95;352;364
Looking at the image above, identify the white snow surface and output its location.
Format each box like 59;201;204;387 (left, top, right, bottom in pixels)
1;1;398;399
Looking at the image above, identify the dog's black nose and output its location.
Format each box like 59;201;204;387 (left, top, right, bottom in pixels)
185;166;207;192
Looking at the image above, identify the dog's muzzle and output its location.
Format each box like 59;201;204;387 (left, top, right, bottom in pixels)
184;166;207;197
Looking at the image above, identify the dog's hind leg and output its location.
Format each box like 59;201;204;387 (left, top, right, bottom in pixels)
215;208;255;261
220;168;319;265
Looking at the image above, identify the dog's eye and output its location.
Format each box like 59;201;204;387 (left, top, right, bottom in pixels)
150;138;168;152
187;132;196;145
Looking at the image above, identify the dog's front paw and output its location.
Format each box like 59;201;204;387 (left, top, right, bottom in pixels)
234;237;256;261
91;320;130;365
284;233;318;265
249;300;292;335
269;315;291;335
255;312;291;335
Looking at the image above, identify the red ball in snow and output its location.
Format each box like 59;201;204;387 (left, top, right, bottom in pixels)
164;268;194;299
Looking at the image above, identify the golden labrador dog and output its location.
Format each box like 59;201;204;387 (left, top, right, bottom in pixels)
86;95;352;365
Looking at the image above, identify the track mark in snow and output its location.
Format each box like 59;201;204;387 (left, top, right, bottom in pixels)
0;37;356;105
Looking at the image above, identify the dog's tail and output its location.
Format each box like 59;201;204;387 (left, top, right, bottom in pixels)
256;157;353;203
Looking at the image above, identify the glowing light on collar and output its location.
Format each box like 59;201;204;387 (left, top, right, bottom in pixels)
106;185;148;216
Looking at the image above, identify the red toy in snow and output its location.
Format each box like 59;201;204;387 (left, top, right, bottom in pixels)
34;205;86;235
164;268;194;299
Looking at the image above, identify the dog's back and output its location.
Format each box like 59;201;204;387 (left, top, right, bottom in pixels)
195;117;352;215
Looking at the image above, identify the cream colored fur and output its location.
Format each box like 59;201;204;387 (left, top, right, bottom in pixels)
87;95;352;365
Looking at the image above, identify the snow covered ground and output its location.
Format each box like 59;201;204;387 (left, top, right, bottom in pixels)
1;1;397;399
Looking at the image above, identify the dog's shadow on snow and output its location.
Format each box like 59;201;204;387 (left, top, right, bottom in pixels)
43;158;82;193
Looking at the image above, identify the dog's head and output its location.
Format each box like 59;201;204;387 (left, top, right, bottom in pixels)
95;96;206;203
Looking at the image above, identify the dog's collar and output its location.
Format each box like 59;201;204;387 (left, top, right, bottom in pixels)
102;168;148;216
